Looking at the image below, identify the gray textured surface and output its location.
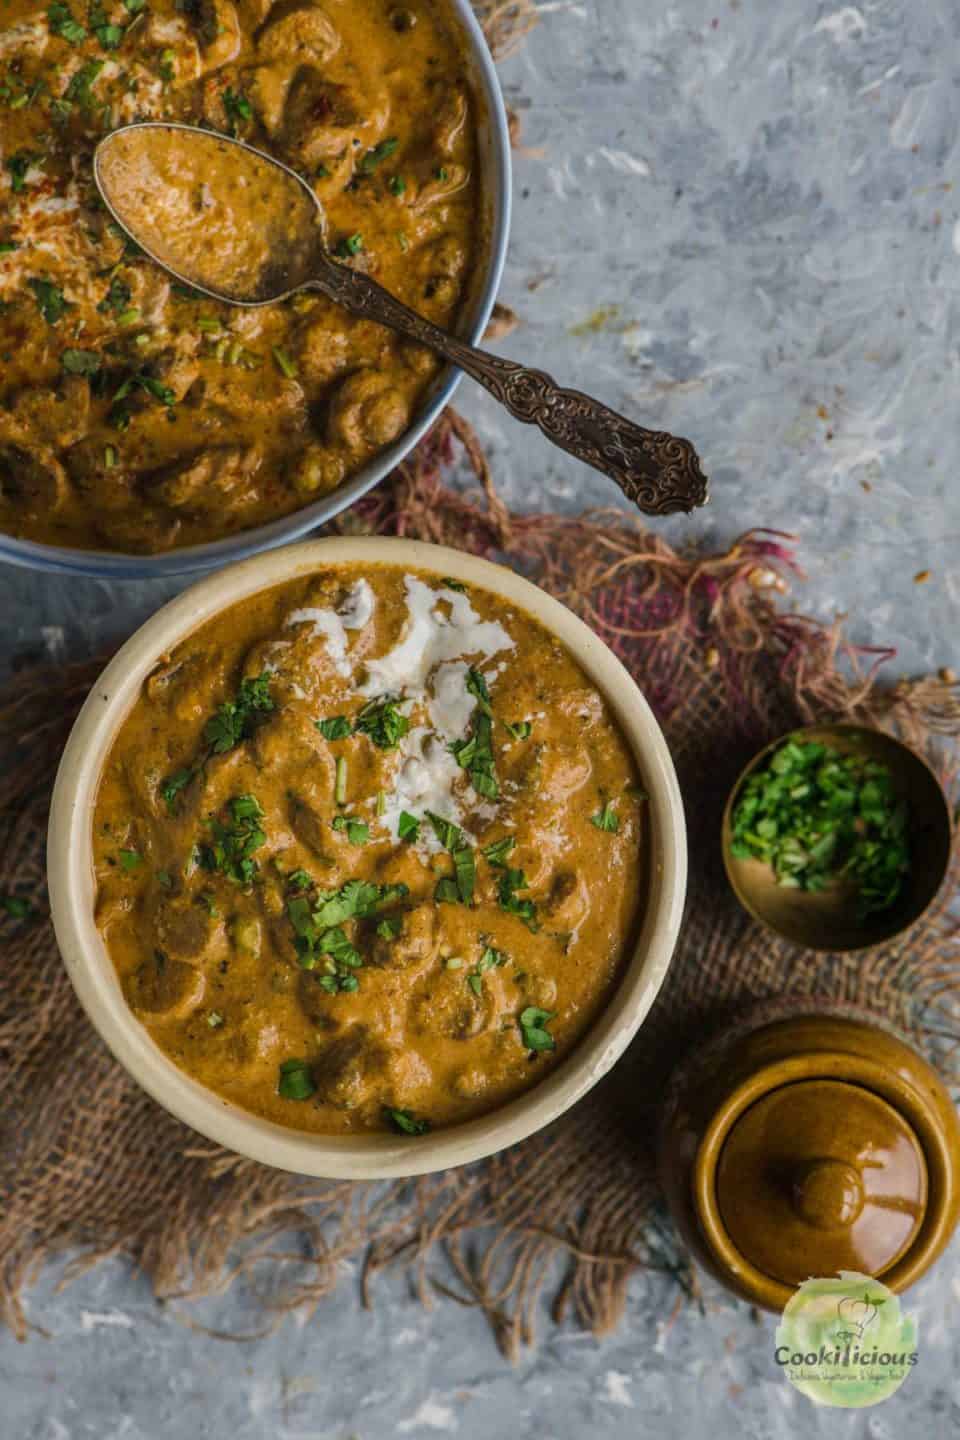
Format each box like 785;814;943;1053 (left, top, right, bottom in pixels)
4;0;960;1433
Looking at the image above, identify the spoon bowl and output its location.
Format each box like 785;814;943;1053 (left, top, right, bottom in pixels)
96;123;327;306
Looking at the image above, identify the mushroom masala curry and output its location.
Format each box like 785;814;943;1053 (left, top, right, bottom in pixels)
0;0;482;553
93;565;649;1135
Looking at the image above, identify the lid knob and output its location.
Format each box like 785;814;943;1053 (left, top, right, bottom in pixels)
792;1158;865;1230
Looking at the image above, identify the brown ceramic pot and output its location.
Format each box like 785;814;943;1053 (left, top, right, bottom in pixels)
658;1002;960;1312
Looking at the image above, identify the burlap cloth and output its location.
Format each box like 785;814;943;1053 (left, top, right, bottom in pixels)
2;411;959;1357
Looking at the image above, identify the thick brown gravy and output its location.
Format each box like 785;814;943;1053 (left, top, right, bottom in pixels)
93;565;649;1135
0;0;482;553
97;126;323;302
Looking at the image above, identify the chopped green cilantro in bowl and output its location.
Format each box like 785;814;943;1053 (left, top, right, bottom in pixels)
723;724;951;952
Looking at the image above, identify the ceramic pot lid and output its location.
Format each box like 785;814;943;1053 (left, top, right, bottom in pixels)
716;1078;928;1286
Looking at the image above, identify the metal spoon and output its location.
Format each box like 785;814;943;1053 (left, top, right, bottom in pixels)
94;122;709;517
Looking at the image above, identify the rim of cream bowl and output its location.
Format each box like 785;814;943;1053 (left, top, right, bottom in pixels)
0;0;511;579
48;539;687;1178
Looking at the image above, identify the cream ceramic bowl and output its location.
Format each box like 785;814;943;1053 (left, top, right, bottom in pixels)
48;539;687;1179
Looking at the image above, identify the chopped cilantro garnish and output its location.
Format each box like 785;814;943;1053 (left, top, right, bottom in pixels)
467;945;508;995
271;345;297;379
197;794;265;888
397;811;420;843
450;669;498;797
591;801;619;833
278;1058;315;1101
450;709;498;799
223;87;252;132
48;0;87;43
332;814;369;845
317;714;352;740
359;136;399;174
64;59;104;108
230;794;261;821
376;914;402;940
425;812;475;904
519;1006;556;1053
286;877;408;988
159;768;193;812
482;835;516;867
61;347;102;376
291;922;361;977
118;848;141;872
204;672;274;753
313;879;407;929
90;1;124;50
425;811;462;851
729;740;910;917
440;576;466;592
384;1106;430;1136
504;720;532;741
7;150;40;194
136;374;176;405
388;174;407;197
465;667;493;716
107;368;178;428
334;233;364;259
498;867;539;931
29;277;72;325
452;843;476;903
354;696;409;750
98;275;132;317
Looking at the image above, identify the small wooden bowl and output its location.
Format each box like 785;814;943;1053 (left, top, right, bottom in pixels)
722;724;952;952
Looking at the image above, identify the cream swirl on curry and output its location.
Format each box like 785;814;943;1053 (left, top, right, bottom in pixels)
93;565;649;1134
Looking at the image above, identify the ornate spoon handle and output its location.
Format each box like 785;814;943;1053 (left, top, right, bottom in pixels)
308;259;709;517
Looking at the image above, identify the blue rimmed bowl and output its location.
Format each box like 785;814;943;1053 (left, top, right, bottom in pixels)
0;0;512;580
